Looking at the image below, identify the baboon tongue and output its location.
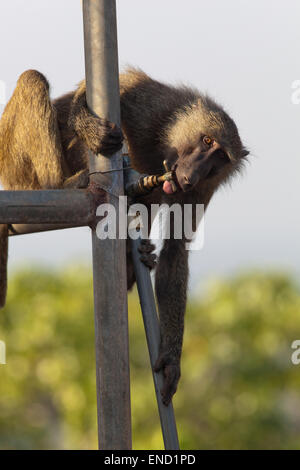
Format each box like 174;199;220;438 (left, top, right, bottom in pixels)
163;180;175;194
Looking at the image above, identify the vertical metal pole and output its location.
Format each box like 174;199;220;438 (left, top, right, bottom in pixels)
82;0;131;450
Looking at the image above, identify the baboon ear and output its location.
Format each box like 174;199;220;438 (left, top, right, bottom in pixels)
241;149;250;158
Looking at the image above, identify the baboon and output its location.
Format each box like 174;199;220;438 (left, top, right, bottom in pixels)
0;68;248;405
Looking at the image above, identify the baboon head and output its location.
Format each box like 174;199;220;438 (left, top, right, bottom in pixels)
162;95;249;194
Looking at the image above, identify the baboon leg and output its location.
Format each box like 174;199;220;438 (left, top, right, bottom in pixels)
0;70;67;190
154;237;187;405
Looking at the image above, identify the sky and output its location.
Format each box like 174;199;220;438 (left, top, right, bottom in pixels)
0;0;299;290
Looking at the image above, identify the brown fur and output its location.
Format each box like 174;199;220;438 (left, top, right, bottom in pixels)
0;68;248;404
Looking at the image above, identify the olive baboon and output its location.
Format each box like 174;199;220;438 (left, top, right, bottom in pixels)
0;68;248;404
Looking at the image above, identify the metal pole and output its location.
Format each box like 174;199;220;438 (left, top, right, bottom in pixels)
0;190;95;224
130;238;180;450
82;0;131;450
8;223;86;237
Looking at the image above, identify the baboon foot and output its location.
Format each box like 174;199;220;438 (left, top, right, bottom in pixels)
138;239;157;270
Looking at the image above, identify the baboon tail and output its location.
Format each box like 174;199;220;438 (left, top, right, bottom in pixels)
0;224;8;308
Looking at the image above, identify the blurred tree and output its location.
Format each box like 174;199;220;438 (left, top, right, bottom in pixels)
0;267;300;449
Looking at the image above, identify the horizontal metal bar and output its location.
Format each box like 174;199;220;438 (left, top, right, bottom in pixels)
8;223;86;236
0;189;99;224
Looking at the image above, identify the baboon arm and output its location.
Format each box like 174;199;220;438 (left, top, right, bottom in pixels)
154;237;188;405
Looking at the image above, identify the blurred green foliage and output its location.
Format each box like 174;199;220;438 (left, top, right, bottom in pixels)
0;266;300;449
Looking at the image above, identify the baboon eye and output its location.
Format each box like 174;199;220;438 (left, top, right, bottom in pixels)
203;135;213;146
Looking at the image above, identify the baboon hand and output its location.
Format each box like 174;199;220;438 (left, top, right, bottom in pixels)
154;350;181;406
138;239;157;270
96;120;124;156
63;169;89;189
77;116;124;156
